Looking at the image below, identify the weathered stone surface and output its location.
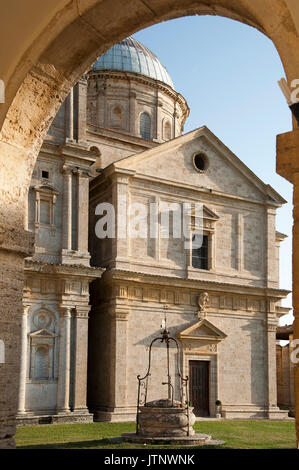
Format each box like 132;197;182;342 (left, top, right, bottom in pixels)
138;406;196;437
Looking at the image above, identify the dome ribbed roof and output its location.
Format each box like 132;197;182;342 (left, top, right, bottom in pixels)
91;37;174;89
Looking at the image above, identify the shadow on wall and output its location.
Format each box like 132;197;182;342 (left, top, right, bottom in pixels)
240;319;267;407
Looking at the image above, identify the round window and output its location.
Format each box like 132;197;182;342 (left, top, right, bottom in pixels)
193;153;208;173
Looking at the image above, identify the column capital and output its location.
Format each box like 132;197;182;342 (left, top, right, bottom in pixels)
108;307;131;322
72;167;91;178
61;164;73;176
266;322;278;333
22;305;30;315
129;90;137;99
75;305;91;318
59;305;72;317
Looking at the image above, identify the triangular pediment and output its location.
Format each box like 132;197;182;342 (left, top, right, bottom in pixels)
110;126;285;206
197;205;219;221
203;206;218;220
29;328;56;338
177;319;227;342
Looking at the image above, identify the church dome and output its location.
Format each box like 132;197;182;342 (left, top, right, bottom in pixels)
91;37;174;89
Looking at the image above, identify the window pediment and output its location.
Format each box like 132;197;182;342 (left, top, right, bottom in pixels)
29;328;56;338
190;205;219;234
177;319;226;343
202;206;219;221
33;183;59;196
33;184;58;230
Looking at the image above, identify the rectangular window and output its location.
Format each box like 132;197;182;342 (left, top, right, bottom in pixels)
192;234;209;270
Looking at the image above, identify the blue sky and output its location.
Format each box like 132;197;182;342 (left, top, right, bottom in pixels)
134;16;293;324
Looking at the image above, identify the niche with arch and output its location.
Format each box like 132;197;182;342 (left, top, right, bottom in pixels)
163;118;172;141
28;308;57;382
110;104;124;129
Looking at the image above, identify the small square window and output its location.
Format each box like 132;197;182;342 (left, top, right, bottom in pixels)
41;170;49;179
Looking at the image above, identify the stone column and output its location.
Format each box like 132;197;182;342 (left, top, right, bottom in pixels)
17;305;30;415
72;306;90;414
61;165;72;251
56;306;72;414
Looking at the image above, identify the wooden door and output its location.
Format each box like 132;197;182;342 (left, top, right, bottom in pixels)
189;360;209;417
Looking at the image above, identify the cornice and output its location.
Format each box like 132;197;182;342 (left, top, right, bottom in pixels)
87;70;189;119
99;268;290;300
25;259;104;279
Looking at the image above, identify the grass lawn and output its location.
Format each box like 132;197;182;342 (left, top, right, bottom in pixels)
15;420;296;449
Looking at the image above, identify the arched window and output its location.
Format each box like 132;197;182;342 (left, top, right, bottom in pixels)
111;106;122;128
140;112;151;140
164;120;171;141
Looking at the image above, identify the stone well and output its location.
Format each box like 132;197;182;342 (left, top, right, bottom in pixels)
121;321;223;446
138;399;196;437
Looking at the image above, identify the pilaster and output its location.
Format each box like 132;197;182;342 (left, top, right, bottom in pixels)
265;312;279;409
74;169;90;253
61;165;73;252
129;89;137;136
72;305;91;414
109;305;130;409
75;78;88;143
265;206;277;288
65;88;74;142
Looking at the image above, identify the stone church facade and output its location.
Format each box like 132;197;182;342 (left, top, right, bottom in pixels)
17;37;290;425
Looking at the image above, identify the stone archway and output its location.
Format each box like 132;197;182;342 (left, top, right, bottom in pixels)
0;0;299;448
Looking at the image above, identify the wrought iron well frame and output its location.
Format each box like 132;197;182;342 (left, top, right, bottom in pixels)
136;324;190;435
